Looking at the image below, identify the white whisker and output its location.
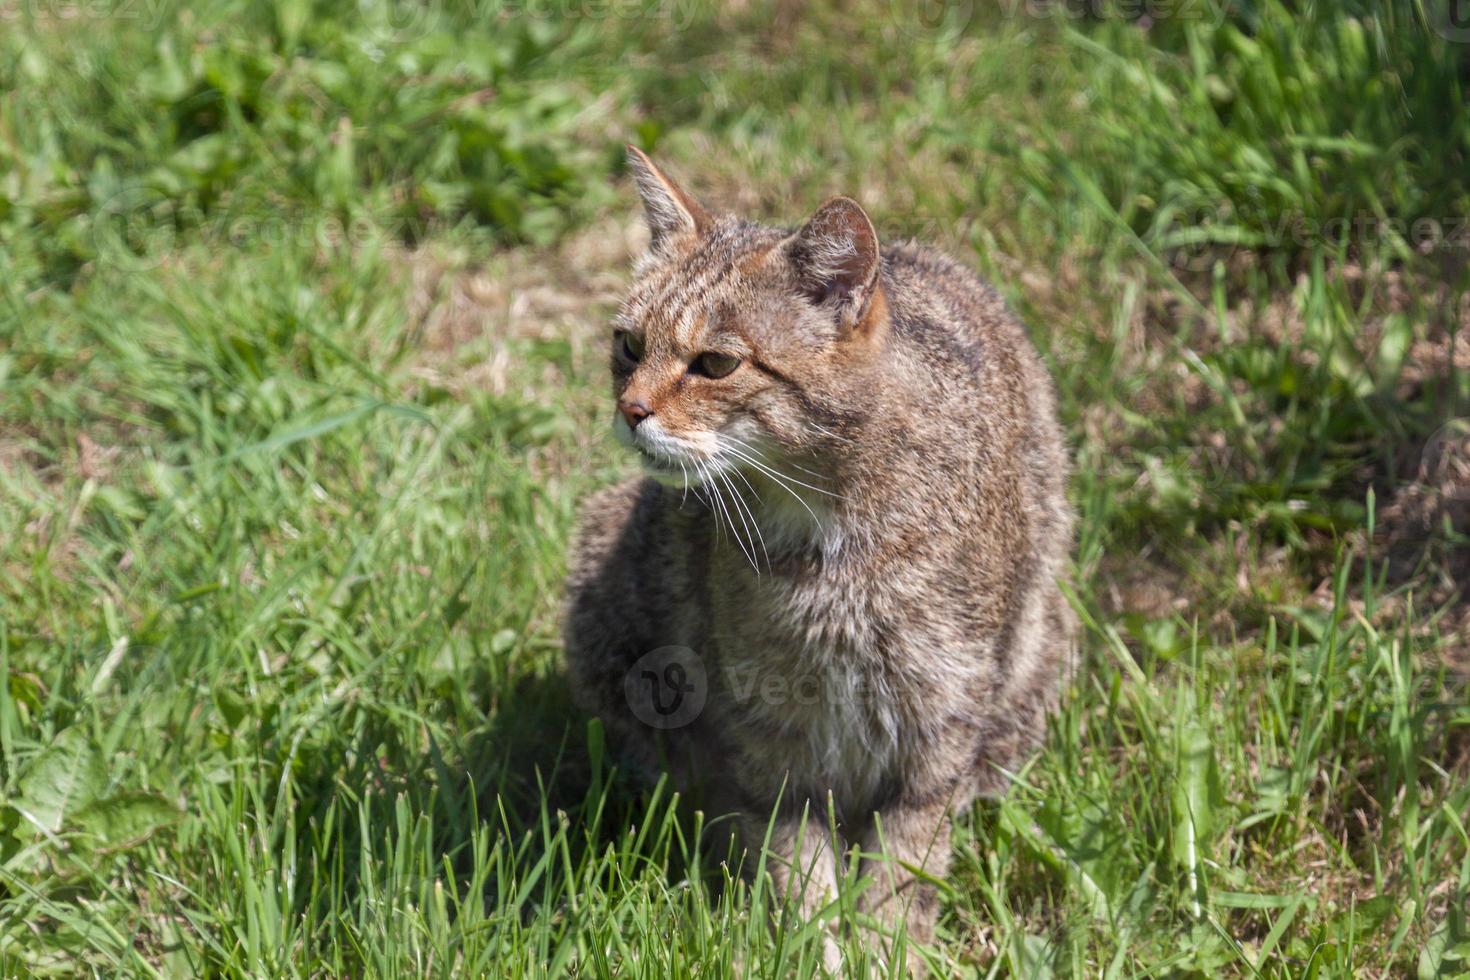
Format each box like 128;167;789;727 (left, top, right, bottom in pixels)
693;460;722;542
720;436;844;499
718;467;768;572
708;462;758;570
722;434;829;481
722;444;844;500
727;460;764;507
719;447;824;528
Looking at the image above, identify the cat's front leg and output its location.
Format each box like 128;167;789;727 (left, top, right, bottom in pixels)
854;797;952;973
746;807;845;974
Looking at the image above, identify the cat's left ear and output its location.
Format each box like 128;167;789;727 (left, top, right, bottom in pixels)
787;196;882;333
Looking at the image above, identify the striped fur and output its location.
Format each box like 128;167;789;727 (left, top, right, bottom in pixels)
565;149;1076;967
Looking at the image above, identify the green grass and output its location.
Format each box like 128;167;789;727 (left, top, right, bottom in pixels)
2;0;1468;975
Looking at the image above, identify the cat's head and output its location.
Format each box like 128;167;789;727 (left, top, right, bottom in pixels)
611;146;886;492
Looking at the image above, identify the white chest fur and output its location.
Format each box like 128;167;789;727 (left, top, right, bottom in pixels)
712;569;909;811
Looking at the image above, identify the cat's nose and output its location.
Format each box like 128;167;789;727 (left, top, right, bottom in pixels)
619;397;652;429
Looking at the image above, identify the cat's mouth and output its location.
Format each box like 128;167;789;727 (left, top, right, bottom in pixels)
633;438;730;479
615;413;722;484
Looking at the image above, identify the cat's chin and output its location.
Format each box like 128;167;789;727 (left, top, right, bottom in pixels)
638;452;706;489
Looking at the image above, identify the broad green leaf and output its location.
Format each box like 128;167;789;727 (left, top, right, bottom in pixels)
1172;721;1225;900
72;791;181;850
12;728;107;836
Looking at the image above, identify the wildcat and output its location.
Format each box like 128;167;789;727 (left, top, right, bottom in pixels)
564;147;1076;966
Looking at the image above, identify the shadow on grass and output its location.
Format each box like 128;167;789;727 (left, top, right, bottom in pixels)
282;662;742;938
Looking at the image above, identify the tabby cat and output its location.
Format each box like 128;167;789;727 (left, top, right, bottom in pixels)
564;147;1076;967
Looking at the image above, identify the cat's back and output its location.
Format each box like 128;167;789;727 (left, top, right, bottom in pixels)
880;241;1041;387
876;240;1072;562
880;241;1064;454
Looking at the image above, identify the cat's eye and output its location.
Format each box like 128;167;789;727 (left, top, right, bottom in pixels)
692;351;741;379
616;330;645;362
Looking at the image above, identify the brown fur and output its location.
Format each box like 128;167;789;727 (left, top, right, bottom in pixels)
564;148;1076;968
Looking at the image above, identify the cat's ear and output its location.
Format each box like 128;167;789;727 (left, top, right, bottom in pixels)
787;196;882;332
626;145;709;250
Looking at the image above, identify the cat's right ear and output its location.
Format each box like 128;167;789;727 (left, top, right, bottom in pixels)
787;196;882;334
626;146;709;251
